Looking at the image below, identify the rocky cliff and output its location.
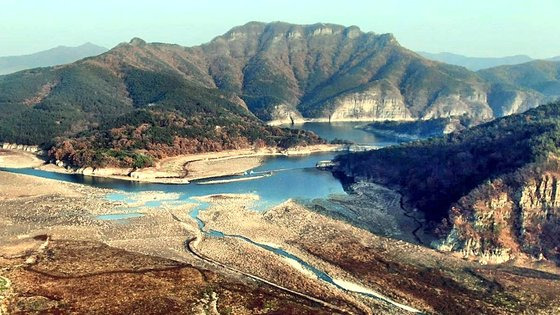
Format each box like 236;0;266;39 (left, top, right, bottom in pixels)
438;161;560;264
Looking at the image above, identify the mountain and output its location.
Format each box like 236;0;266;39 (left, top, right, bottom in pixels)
417;51;534;71
0;35;323;168
477;60;560;117
334;101;560;264
0;43;108;75
0;22;552;167
479;60;560;93
478;60;560;114
195;22;499;124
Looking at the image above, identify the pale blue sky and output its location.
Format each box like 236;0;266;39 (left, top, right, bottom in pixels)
1;0;559;58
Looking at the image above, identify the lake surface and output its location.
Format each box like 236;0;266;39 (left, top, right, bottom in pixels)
1;122;412;210
282;121;407;145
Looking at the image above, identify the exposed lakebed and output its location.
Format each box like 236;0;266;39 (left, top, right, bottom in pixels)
1;122;426;313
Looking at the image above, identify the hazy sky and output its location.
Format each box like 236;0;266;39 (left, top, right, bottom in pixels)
1;0;559;58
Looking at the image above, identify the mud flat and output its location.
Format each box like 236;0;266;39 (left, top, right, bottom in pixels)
0;171;198;262
0;171;342;314
3;169;560;314
313;182;430;244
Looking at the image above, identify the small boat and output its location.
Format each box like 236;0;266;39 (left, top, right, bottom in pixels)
316;160;336;169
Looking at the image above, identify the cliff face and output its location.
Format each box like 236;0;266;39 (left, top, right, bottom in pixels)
322;82;412;121
438;161;560;264
200;22;510;122
486;85;547;117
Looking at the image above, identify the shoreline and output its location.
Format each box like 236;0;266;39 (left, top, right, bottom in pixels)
0;144;344;185
267;117;416;126
196;174;272;185
3;162;560;313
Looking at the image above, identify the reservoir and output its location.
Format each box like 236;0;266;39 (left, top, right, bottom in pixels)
0;121;425;312
1;122;409;207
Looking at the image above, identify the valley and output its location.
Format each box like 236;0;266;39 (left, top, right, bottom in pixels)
2;121;560;313
1;17;560;315
0;22;557;171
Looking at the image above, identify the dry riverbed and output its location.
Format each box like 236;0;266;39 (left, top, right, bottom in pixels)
0;171;342;313
196;194;560;314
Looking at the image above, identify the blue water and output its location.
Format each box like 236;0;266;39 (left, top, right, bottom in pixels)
282;121;406;146
0;122;416;213
0;122;425;311
1;151;344;210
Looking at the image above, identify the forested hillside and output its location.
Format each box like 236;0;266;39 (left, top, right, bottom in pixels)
334;101;560;262
335;101;560;222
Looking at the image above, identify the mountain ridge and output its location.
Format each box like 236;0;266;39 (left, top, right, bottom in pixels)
91;22;537;123
0;43;107;75
419;51;560;71
0;21;557;167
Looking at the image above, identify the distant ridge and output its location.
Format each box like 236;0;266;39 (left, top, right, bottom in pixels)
418;51;560;71
0;43;107;75
417;51;533;71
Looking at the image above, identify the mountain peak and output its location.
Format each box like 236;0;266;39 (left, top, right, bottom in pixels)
378;33;398;45
217;21;379;44
129;37;147;46
79;42;104;48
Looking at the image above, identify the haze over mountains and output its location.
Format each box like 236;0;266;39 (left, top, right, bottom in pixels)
0;21;559;167
0;43;107;75
418;51;560;71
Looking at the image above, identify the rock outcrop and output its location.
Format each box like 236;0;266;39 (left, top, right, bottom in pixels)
438;162;560;264
324;83;412;121
2;143;43;154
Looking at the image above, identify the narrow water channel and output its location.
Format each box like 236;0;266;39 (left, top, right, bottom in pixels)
187;201;422;313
